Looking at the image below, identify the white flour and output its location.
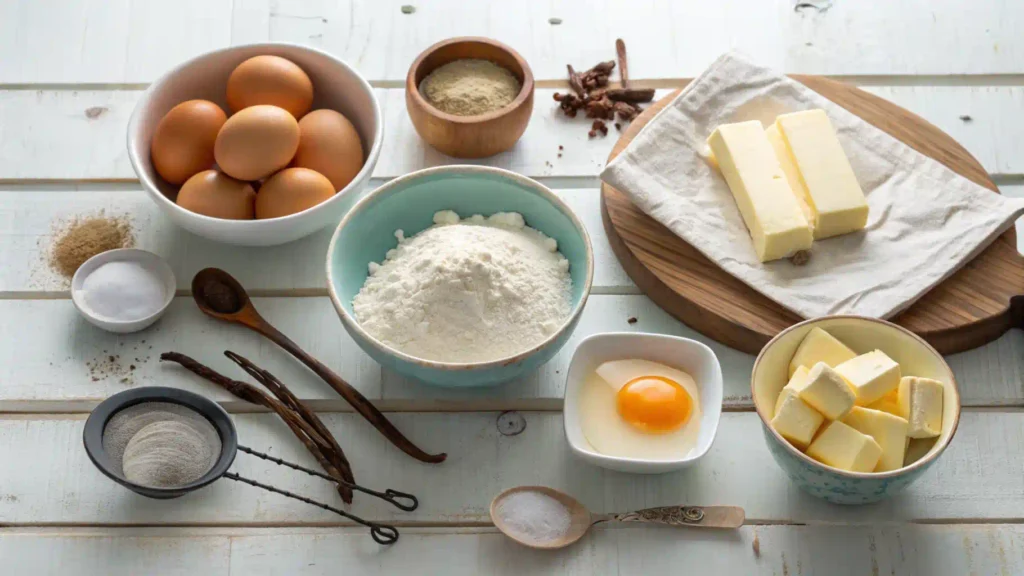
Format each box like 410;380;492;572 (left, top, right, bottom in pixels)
353;211;572;363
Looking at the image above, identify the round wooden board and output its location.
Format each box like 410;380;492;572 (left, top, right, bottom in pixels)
601;76;1024;355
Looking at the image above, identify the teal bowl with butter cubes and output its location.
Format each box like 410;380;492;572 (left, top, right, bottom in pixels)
751;316;961;504
325;165;594;387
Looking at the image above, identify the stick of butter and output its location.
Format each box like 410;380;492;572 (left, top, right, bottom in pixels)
774;110;869;239
898;376;944;438
788;327;858;378
807;420;882;473
842;406;909;472
707;121;813;262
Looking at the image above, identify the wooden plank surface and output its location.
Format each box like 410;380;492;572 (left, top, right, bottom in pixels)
2;0;1022;83
3;524;1024;575
2;87;1022;182
0;294;1022;409
1;411;1022;525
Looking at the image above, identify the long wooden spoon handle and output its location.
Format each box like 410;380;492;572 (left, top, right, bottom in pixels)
609;505;744;529
248;314;447;464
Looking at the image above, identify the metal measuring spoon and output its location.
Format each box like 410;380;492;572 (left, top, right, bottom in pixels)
489;486;745;550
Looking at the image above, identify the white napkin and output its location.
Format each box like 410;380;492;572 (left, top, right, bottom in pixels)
601;53;1024;319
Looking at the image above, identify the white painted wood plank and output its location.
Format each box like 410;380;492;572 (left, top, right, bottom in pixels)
0;187;631;295
2;87;1023;182
0;295;746;408
3;292;1022;408
3;524;1023;575
0;411;1020;524
3;1;1023;83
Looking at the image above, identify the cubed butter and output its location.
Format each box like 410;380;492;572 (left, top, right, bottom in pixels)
898;376;944;438
798;362;855;420
775;365;811;416
835;350;901;406
707;121;813;262
771;391;825;450
806;420;883;473
841;406;909;472
788;327;858;378
867;389;901;417
774;109;869;239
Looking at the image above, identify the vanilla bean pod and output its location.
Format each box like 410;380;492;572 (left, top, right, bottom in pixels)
160;351;355;503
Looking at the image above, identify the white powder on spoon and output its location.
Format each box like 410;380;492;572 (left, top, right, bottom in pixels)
352;211;573;363
496;490;573;545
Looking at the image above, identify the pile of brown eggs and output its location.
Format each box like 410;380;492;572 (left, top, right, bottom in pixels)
150;55;365;220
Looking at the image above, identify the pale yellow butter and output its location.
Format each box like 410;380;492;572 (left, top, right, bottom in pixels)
775;109;869;239
835;350;901;406
788;327;858;378
771;391;825;450
707;121;813;262
842;406;909;472
807;420;882;473
798;362;856;420
867;389;902;417
898;376;944;439
774;365;811;417
765;123;815;229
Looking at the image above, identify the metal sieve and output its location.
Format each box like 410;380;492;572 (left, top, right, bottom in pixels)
84;387;416;544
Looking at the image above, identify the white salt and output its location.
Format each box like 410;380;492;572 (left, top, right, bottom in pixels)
496;490;572;545
80;260;165;322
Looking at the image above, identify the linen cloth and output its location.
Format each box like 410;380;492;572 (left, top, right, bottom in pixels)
601;53;1024;318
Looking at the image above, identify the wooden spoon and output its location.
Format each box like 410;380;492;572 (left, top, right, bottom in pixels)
190;267;446;464
490;485;744;550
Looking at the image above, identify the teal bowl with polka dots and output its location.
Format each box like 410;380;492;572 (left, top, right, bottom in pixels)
752;316;961;505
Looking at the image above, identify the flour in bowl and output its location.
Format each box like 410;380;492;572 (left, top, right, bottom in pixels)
352;210;573;363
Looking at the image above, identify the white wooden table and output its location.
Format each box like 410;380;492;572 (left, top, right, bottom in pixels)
3;1;1024;573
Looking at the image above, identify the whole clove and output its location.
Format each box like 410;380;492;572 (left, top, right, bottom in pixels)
554;41;650;135
612;101;641;121
567;64;585;98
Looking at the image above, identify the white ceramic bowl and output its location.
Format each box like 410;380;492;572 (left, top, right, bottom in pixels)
71;249;176;334
127;43;383;246
563;332;724;474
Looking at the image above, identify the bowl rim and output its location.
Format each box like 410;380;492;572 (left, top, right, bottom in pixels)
405;36;535;123
126;41;384;227
751;315;962;479
70;248;176;327
324;164;594;372
561;331;724;468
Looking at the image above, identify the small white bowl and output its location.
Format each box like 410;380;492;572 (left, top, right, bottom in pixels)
563;332;724;474
127;43;384;247
71;249;176;334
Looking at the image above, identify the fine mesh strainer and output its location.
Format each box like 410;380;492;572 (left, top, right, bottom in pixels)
84;387;416;544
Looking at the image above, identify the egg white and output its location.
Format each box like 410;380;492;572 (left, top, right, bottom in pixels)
579;359;702;460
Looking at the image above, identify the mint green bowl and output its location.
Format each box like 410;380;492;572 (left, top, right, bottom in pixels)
325;166;594;387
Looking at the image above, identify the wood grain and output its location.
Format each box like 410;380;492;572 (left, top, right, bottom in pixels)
601;77;1024;354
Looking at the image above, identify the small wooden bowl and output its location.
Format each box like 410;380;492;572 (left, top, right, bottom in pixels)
406;37;534;158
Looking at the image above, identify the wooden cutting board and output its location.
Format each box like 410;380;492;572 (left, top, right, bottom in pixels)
601;76;1024;355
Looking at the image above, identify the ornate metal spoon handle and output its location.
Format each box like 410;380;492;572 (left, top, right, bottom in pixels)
610;505;745;529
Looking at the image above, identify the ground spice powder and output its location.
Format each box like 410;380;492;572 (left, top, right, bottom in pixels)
49;216;134;278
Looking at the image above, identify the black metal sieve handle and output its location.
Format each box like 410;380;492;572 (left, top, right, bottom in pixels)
236;445;419;511
223;471;399;545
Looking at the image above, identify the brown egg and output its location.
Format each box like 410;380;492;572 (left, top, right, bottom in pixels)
255;168;335;219
150;100;227;184
226;55;314;119
214;105;300;181
176;170;256;220
293;109;365;192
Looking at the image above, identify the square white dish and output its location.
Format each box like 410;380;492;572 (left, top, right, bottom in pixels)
563;332;723;474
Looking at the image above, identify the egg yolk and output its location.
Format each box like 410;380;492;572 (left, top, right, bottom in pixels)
616;375;693;433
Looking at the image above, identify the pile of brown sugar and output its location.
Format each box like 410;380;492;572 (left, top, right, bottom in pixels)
49;215;134;278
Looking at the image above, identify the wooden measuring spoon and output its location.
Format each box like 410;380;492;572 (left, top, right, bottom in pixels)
190;267;446;464
490;486;744;550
